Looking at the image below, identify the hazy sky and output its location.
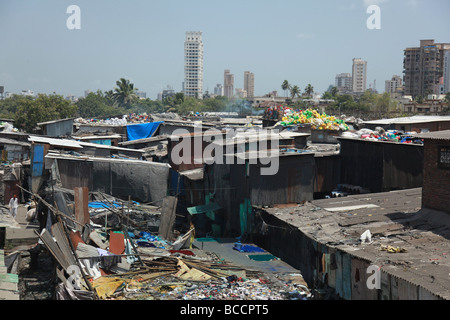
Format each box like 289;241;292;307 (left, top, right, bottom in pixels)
1;0;449;99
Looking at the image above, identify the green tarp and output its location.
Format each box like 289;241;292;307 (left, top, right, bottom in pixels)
187;202;222;215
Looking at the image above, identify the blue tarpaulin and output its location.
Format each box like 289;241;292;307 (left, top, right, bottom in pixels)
126;122;163;141
88;201;121;209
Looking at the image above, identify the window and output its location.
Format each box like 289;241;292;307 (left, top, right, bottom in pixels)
438;146;450;169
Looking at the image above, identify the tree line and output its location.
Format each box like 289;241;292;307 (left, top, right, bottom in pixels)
0;78;250;133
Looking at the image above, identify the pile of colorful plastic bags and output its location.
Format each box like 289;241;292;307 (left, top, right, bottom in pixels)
279;108;349;131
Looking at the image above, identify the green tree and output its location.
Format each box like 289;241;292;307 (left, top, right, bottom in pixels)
358;90;377;111
113;78;138;109
415;95;424;104
281;80;290;98
330;86;338;97
0;94;34;118
304;84;314;98
14;93;77;133
444;92;450;105
76;90;126;118
333;94;356;111
322;91;334;100
375;92;395;113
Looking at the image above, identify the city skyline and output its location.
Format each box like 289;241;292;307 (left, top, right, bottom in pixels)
0;0;449;99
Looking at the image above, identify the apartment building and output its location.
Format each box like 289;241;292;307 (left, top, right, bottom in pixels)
403;39;450;98
352;58;367;94
335;73;352;94
244;71;255;98
184;31;204;99
224;69;234;98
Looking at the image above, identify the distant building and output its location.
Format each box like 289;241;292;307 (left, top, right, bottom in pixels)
136;91;147;99
184;31;204;99
442;50;450;95
84;89;91;97
335;73;352;94
214;84;224;96
385;75;403;94
403;39;450;98
21;89;34;97
66;95;78;102
224;69;234;98
235;88;247;98
159;85;175;101
352;58;367;94
244;71;255;98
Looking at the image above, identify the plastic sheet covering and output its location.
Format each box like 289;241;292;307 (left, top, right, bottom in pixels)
126;122;163;141
92;161;170;205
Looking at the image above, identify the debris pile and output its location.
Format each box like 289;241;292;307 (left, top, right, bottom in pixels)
20;186;310;301
279;109;349;131
341;128;423;144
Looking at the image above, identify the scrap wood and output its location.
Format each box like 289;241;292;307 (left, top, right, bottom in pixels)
180;259;230;279
136;271;174;282
98;192;140;227
92;277;126;299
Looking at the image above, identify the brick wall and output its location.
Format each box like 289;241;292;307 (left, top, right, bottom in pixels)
422;139;450;212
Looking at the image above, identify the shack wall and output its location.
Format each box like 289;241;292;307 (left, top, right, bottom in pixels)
422;139;450;212
43;119;74;137
339;138;423;192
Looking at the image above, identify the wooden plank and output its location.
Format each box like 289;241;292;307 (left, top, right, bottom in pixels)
74;187;89;231
0;281;17;291
158;196;178;240
0;289;20;300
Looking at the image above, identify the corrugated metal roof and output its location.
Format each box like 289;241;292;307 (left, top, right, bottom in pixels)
28;135;82;149
412;130;450;140
363;115;450;125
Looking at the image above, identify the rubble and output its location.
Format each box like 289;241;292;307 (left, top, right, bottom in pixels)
12;184;311;300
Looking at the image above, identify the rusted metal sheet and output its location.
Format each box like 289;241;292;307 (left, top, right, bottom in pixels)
109;232;125;255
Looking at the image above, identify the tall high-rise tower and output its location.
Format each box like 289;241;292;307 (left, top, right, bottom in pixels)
224;69;234;98
184;31;203;99
352;58;367;94
244;71;255;98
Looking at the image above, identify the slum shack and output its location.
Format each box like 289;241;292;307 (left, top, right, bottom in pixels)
45;154;170;206
338;135;424;193
361;115;450;133
36;118;74;138
75;134;122;147
202;150;316;237
0;138;30;162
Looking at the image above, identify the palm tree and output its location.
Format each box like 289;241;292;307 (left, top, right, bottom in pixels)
305;84;314;98
104;90;115;106
113;78;138;109
281;80;290;98
290;85;301;99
